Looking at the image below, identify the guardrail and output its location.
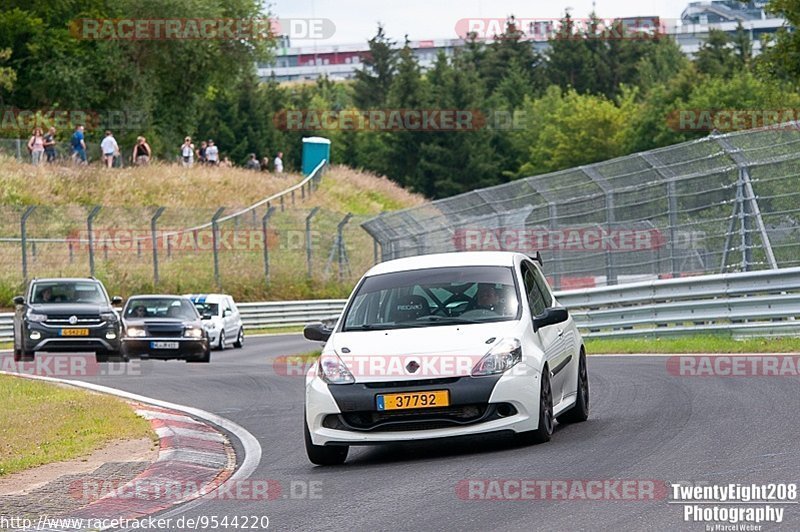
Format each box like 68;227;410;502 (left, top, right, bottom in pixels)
1;267;798;344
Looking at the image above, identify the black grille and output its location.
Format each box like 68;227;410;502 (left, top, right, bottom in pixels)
363;377;460;389
323;403;515;432
146;327;183;338
44;314;102;326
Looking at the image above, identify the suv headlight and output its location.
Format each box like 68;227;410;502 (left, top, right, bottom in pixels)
318;351;355;385
126;326;146;338
472;338;522;376
184;327;204;338
100;312;118;322
26;311;47;323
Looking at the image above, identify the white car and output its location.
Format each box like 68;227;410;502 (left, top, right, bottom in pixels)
186;294;244;350
302;251;588;465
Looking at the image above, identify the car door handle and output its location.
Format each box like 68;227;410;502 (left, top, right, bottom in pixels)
557;328;564;337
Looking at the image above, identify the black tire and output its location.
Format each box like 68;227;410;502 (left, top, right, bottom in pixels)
517;366;554;445
304;417;348;466
216;331;225;351
187;348;211;363
233;327;244;348
557;350;589;424
95;352;109;363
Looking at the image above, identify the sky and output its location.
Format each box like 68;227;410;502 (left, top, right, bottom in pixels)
269;0;689;47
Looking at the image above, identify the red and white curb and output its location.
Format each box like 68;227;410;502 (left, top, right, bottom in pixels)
65;404;235;524
0;371;262;531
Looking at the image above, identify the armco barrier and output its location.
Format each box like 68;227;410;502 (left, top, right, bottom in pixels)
2;268;799;343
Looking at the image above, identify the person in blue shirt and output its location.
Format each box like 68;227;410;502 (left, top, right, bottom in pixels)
71;125;87;165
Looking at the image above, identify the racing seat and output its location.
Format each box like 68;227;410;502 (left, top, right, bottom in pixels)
389;295;430;323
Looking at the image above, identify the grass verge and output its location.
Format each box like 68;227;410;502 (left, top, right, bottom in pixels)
0;375;154;476
585;335;800;354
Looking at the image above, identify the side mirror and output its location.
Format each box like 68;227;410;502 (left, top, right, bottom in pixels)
304;322;332;343
12;295;24;306
111;296;123;305
533;307;569;332
223;309;232;317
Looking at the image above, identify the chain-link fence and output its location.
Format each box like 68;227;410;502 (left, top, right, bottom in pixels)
0;162;377;301
362;126;800;290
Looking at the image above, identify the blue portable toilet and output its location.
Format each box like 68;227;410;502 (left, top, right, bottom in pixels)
301;136;331;176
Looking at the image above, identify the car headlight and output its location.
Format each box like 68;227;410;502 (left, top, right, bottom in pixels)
126;326;146;338
184;327;204;338
26;312;47;323
472;338;522;376
100;312;118;322
318;351;355;385
204;321;217;330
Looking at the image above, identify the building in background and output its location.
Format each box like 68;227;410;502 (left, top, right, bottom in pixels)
258;1;789;83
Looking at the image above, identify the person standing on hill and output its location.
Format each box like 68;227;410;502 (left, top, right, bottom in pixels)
246;153;261;170
181;137;195;167
205;139;219;166
132;136;151;165
43;127;57;163
71;125;87;165
100;130;119;168
274;151;284;174
27;128;45;165
196;140;207;165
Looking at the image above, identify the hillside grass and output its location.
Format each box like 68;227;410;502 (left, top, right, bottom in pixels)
0;157;424;306
586;335;800;354
0;375;154;476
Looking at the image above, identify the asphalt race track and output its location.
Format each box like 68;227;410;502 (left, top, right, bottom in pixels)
67;335;800;531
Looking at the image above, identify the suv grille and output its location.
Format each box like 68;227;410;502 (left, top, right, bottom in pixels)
44;314;103;326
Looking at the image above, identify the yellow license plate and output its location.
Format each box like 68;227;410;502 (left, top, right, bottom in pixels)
377;390;449;411
60;328;89;336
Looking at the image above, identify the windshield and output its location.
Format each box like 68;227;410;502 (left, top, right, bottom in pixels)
342;266;519;331
124;298;199;320
193;302;219;317
31;282;107;304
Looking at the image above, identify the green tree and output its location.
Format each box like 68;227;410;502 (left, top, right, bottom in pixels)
352;24;397;109
694;29;738;78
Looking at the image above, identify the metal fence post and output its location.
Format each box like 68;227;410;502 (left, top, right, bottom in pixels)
337;213;353;282
20;206;36;284
151;207;165;287
211;208;226;289
87;206;101;277
262;206;276;284
306;207;320;279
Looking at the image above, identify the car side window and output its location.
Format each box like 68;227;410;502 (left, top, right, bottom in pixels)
531;265;553;308
522;263;547;317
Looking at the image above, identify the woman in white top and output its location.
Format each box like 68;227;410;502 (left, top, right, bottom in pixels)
181;137;195;167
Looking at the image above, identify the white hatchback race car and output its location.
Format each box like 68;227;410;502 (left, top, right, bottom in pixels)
186;294;244;350
302;251;588;465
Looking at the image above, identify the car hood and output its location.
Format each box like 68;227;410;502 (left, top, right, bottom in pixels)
329;321;519;382
30;303;111;314
124;318;197;326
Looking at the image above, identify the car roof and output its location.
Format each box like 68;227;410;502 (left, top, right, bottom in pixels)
127;295;190;301
365;251;524;277
32;278;102;284
185;294;229;303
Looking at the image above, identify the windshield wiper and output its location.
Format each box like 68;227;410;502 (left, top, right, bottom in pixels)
409;315;482;324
